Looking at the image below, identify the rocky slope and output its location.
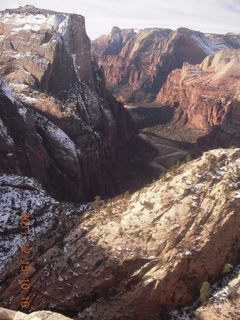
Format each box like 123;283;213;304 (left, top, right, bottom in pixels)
92;27;240;103
170;263;240;320
156;49;240;149
1;148;240;319
0;308;73;320
0;5;141;201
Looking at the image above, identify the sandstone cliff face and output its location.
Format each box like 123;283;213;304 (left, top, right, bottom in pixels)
0;5;94;95
156;49;240;149
1;148;240;319
0;78;84;201
92;27;240;103
0;6;138;201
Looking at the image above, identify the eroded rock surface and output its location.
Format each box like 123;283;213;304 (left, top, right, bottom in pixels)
0;307;73;320
156;49;240;149
0;6;139;201
170;264;240;320
92;27;240;103
195;266;240;320
1;148;240;319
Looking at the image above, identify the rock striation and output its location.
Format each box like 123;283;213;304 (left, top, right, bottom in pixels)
156;49;240;149
1;148;240;319
92;27;240;103
0;6;139;201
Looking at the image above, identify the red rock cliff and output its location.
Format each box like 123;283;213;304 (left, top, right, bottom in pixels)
92;27;240;103
156;49;240;148
0;5;138;201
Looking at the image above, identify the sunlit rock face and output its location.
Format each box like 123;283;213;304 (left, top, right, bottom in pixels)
1;148;240;319
156;49;240;149
92;27;240;103
0;5;137;202
0;307;74;320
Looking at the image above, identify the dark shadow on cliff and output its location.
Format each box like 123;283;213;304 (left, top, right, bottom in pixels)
0;200;163;319
1;193;239;320
21;102;159;202
128;105;174;130
193;125;240;157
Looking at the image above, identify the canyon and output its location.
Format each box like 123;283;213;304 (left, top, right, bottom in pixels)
0;148;240;319
0;5;154;202
0;4;240;320
92;26;240;103
156;49;240;151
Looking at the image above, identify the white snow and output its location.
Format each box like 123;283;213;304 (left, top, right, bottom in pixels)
2;82;28;120
0;174;57;273
235;192;240;198
63;243;70;253
210;264;240;306
0;79;17;104
191;196;198;200
10;51;22;59
178;250;192;257
17;92;42;106
0;118;14;146
195;183;205;189
17;106;28;119
8;51;49;64
74;263;80;268
57;14;69;35
195;173;202;178
34;113;78;158
169;264;240;319
191;34;230;56
45;122;77;158
58;276;64;282
191;202;198;208
9;83;29;91
2;12;70;36
3;13;56;33
22;96;38;103
72;54;81;82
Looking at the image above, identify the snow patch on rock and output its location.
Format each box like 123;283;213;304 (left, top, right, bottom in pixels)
0;79;17;104
0;119;14;146
2;12;70;36
192;34;230;56
34;112;78;158
0;174;57;273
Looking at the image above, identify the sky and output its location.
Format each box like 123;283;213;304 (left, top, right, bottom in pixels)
0;0;240;39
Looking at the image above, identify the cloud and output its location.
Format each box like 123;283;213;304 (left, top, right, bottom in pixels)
0;0;240;39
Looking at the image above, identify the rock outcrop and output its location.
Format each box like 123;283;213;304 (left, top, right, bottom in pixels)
92;27;240;103
1;148;240;319
0;307;73;320
0;6;139;201
170;264;240;320
156;49;240;149
0;78;84;201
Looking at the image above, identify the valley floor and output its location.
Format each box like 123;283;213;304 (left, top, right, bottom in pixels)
126;103;205;173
